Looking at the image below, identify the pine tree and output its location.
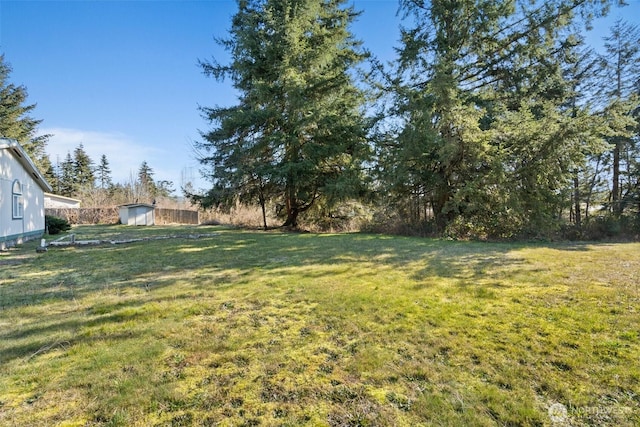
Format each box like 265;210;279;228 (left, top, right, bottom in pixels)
73;144;95;189
0;54;50;169
597;19;640;217
96;154;113;189
39;155;59;193
562;43;609;227
195;0;370;228
59;152;76;197
630;103;640;216
381;0;615;237
137;161;157;200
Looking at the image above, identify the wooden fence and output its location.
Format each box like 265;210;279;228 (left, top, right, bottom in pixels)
155;208;199;225
46;208;199;225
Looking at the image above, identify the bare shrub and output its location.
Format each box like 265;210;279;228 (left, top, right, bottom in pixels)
198;203;278;229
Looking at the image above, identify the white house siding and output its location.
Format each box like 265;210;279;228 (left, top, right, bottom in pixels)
1;140;51;249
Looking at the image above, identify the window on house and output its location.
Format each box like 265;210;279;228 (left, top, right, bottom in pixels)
12;180;24;219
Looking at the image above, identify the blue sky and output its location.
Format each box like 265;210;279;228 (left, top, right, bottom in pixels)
0;0;638;194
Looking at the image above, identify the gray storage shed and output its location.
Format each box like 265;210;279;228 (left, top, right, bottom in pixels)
118;203;156;226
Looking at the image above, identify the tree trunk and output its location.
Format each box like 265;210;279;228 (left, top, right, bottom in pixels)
584;156;602;221
283;189;299;228
573;172;581;227
283;208;299;228
433;187;453;232
613;139;621;217
259;193;267;230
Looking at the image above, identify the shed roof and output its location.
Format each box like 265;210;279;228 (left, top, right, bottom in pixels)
0;138;53;192
119;203;156;209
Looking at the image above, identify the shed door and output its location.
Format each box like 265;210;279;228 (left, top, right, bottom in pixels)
134;207;147;225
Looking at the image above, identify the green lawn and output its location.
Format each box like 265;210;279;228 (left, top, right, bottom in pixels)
1;225;638;426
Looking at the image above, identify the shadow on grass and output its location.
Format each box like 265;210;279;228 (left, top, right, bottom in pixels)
0;227;609;364
2;230;604;309
0;318;144;365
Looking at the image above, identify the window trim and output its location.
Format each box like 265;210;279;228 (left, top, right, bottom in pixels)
12;179;24;219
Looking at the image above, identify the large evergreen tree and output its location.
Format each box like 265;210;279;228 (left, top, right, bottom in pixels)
562;43;608;227
597;19;640;217
195;0;370;228
0;54;50;169
73;143;95;189
378;0;616;237
96;154;113;189
137;161;156;199
59;152;77;197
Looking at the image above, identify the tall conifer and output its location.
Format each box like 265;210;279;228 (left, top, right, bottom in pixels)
97;154;113;189
73;144;95;189
598;20;640;216
381;0;616;237
0;54;50;170
195;0;370;228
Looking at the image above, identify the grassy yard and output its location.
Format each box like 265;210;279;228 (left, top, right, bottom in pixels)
0;225;638;426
